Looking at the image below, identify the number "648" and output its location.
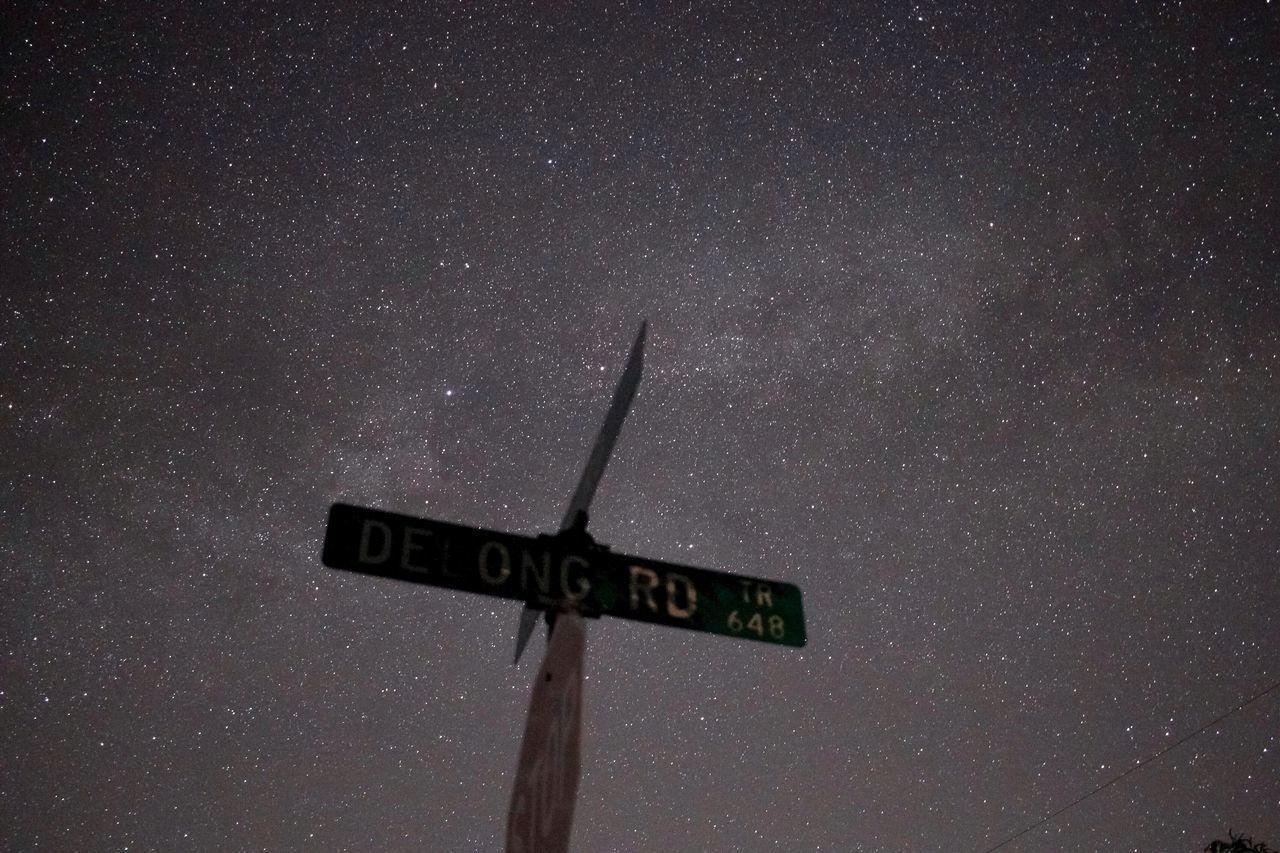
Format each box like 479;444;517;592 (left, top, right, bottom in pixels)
727;610;785;639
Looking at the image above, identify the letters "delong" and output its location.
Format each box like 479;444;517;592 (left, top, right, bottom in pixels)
357;518;593;604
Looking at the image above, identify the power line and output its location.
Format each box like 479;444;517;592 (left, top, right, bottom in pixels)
979;675;1280;853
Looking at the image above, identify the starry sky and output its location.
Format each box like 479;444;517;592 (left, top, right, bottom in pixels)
3;2;1278;851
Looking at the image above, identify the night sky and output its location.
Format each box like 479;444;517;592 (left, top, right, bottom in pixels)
3;3;1278;851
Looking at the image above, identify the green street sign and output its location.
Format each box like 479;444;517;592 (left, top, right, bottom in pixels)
322;502;806;648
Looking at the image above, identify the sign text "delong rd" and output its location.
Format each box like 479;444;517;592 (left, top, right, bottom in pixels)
322;503;806;647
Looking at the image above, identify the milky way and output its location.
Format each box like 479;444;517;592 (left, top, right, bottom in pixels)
3;3;1278;851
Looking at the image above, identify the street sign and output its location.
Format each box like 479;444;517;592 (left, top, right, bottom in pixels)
507;612;584;853
320;323;809;853
322;502;807;648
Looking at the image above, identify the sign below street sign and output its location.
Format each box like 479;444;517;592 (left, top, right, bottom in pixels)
322;502;807;647
507;612;584;853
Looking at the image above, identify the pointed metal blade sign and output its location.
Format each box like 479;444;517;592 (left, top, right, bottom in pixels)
559;320;646;531
514;321;648;665
506;612;584;853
